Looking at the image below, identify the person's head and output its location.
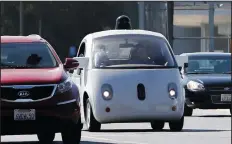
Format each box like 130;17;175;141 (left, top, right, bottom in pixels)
26;54;42;65
137;45;148;59
115;15;132;30
96;45;106;51
131;44;148;60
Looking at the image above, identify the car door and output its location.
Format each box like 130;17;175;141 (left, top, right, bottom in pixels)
72;41;86;88
71;40;87;123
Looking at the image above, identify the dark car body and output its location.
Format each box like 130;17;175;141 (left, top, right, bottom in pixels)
179;52;231;115
1;35;82;143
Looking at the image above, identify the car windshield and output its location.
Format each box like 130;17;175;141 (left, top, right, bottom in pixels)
92;34;177;69
1;42;58;69
186;55;231;74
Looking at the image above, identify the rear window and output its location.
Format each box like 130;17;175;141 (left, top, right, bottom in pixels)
1;42;58;69
92;34;177;69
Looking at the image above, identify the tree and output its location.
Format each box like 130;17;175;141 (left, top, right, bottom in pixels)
1;2;138;61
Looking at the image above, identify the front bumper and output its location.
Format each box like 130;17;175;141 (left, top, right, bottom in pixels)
185;89;231;109
1;101;81;135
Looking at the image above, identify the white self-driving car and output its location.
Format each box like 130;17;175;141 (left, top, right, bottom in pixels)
71;30;188;132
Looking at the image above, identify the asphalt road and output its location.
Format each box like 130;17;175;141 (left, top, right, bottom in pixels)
1;109;231;144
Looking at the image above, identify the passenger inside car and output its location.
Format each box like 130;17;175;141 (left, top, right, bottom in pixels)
129;44;152;64
2;43;57;68
92;34;176;68
26;54;42;66
94;45;109;67
148;44;167;65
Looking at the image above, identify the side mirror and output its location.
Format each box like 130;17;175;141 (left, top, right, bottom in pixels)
178;66;182;72
73;57;89;69
63;58;79;71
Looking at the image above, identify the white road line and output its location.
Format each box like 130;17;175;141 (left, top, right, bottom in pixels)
82;136;148;144
83;134;138;137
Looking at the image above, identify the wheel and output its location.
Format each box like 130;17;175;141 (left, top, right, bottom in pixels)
150;121;165;131
37;132;55;144
85;98;101;132
169;116;184;132
61;121;82;144
184;104;193;116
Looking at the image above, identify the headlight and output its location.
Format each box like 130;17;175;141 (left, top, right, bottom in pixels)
168;83;178;99
57;77;73;93
169;89;176;96
187;80;204;91
101;84;113;100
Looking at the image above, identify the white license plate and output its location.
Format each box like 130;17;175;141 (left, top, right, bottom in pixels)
14;109;36;121
221;94;231;102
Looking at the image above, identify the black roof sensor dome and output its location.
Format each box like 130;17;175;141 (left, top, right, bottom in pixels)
115;15;132;30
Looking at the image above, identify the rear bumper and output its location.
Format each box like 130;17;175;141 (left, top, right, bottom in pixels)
1;101;81;135
185;90;231;109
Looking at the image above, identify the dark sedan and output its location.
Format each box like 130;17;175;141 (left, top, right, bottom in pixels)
179;52;231;116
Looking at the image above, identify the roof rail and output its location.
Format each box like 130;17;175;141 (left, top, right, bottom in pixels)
27;34;42;39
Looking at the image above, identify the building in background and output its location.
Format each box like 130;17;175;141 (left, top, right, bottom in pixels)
139;1;231;54
173;1;231;54
138;2;168;37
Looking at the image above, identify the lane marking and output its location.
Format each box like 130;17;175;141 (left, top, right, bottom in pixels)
82;131;155;138
82;136;148;144
82;134;138;137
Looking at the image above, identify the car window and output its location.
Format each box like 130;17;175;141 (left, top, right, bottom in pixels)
1;42;58;69
77;42;86;57
187;55;231;74
92;34;177;68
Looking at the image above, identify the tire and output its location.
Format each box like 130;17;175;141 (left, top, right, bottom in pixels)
37;132;55;144
169;116;184;132
150;121;165;131
85;98;101;132
184;104;193;116
61;121;82;144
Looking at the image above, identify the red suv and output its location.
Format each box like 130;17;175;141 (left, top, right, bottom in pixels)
1;35;82;144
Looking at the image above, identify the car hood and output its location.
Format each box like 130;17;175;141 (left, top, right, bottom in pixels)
183;74;231;86
1;66;64;85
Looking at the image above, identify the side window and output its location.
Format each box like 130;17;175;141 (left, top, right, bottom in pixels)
77;42;86;57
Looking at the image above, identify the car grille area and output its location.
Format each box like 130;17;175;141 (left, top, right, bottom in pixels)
206;86;232;104
1;85;56;101
207;86;232;92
